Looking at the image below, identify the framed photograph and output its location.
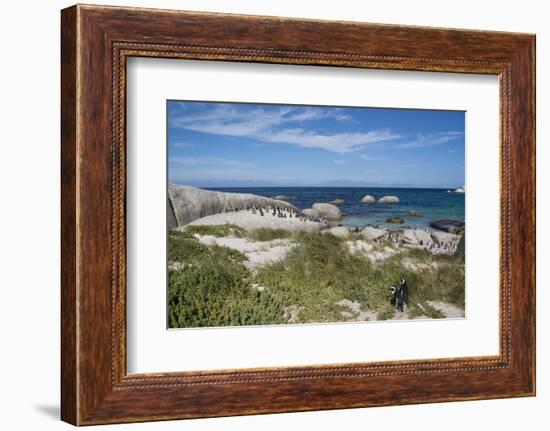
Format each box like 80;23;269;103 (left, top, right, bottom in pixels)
61;4;536;425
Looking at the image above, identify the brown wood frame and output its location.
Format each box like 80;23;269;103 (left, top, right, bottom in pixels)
61;4;536;426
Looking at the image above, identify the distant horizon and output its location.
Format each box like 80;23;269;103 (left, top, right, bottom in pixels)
168;101;465;189
171;180;464;191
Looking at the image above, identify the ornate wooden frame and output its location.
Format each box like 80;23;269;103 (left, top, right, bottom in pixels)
61;4;536;426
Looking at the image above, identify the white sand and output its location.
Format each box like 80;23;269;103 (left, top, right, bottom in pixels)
336;299;378;321
195;235;295;270
345;240;398;262
345;240;374;255
427;301;465;318
283;305;303;323
402;257;440;272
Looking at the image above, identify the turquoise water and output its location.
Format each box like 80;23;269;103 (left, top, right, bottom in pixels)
210;187;464;231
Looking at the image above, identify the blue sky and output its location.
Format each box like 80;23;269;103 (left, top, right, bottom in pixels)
167;101;465;188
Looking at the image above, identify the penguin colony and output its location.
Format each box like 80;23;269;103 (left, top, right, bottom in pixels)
389;277;409;312
220;206;459;255
221;205;330;225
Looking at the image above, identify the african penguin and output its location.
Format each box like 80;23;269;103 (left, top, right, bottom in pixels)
399;277;409;304
389;286;397;307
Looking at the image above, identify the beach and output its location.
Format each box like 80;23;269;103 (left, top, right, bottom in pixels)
207;186;465;231
167;184;465;328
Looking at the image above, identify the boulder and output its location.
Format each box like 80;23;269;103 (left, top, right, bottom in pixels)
402;229;432;246
168;184;296;227
429;219;465;235
270;194;295;201
378;195;400;204
186;210;326;233
456;234;466;257
431;230;460;245
302;208;320;218
167;197;178;228
329;198;345;205
312;203;342;221
360;226;387;241
386;217;405;224
323;226;350;238
361;195;376;204
198;235;217;246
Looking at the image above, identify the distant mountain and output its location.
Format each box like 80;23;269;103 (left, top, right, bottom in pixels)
173;179;451;189
311;179;414;188
174;179;282;188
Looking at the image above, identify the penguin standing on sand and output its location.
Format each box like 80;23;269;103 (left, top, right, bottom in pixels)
399;277;409;304
389;286;404;312
389;286;398;307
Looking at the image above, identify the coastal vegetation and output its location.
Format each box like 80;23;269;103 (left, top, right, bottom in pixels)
168;224;465;328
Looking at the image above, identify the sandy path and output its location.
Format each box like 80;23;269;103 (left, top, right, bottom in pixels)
196;235;295;270
345;240;398;262
336;299;378;321
427;301;465;318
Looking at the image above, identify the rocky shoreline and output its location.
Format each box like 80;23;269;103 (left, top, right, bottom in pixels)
168;186;465;327
168;183;297;227
171;185;464;257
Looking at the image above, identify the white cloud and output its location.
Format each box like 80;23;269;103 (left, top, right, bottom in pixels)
264;128;399;153
284;107;352;122
394;131;464;149
171;105;401;154
359;154;385;161
170;156;254;169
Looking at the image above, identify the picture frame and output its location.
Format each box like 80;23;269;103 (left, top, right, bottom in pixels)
60;4;535;425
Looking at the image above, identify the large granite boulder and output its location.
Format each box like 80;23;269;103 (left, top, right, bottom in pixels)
186;210;326;233
270;194;295;201
456;234;466;257
329;198;345;205
323;226;351;238
431;230;461;245
302;208;320;218
312;203;342;221
429;219;465;235
168;184;296;228
360;226;387;241
167;197;178;229
378;195;400;204
361;195;376;204
402;229;432;246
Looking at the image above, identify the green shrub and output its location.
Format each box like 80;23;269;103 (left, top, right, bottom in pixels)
168;256;287;328
248;228;293;242
168;230;287;328
168;234;210;262
168;229;247;264
167;227;465;327
253;233;465;323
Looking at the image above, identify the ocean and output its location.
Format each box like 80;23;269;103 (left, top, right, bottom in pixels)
208;187;465;231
